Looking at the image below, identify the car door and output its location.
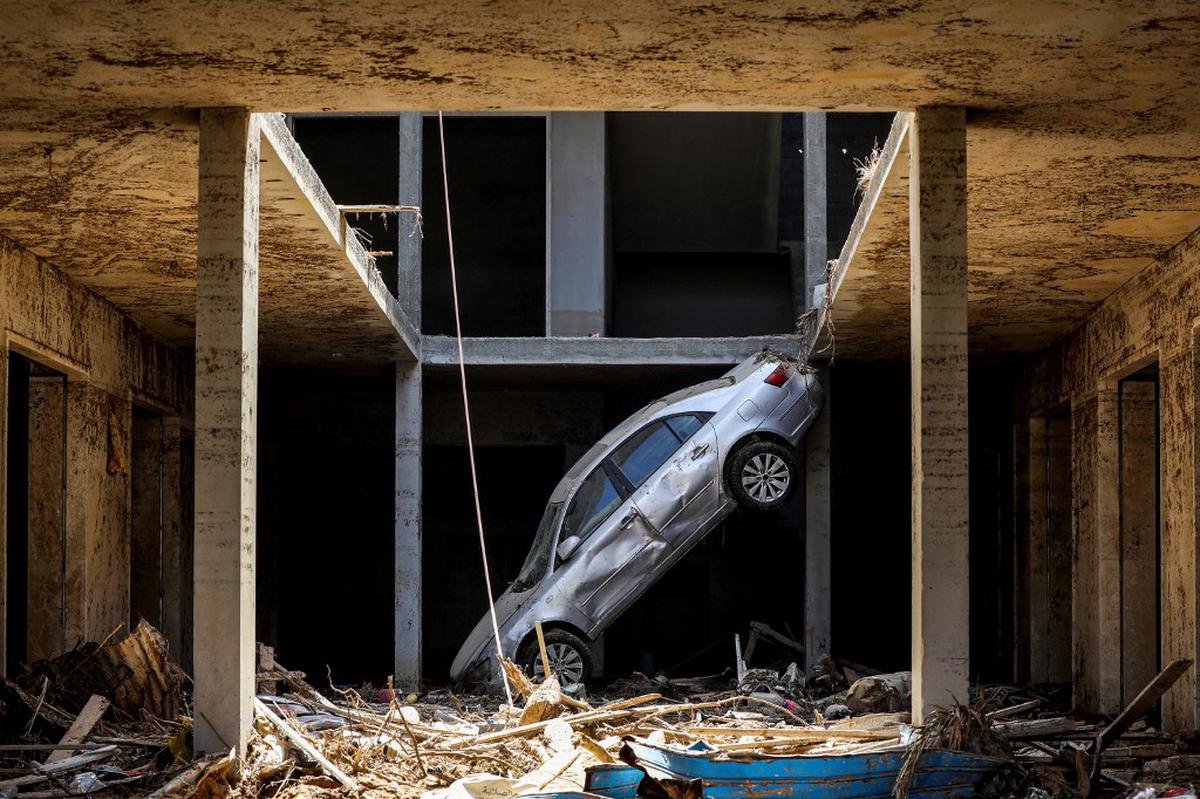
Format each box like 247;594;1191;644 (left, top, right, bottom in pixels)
627;414;721;546
554;463;661;627
576;417;709;624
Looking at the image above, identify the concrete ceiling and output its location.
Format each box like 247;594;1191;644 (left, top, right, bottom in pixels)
0;1;1198;359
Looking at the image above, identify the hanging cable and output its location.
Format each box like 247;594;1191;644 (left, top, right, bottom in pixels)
436;111;515;707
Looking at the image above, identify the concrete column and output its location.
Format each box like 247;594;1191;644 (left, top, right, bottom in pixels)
63;383;128;646
548;112;607;337
194;108;259;755
397;112;422;327
909;106;969;723
1070;386;1121;714
803;112;828;306
804;369;831;674
394;361;422;690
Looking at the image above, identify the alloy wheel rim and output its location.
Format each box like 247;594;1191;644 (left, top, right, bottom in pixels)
741;452;790;502
533;642;585;683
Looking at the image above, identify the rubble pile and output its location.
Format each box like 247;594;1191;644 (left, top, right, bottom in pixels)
0;622;1196;798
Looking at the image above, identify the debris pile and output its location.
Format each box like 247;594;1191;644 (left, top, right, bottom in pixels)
0;621;1196;798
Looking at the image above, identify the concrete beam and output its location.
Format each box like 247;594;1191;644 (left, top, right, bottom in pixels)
420;335;807;368
909;106;969;723
257;113;420;364
804;368;831;673
194;108;258;755
394;113;423;690
394;362;422;690
548;112;608;336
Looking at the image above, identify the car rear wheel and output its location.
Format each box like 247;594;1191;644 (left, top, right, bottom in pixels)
519;628;593;685
727;440;798;511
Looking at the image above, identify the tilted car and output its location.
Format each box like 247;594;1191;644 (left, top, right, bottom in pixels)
450;349;824;688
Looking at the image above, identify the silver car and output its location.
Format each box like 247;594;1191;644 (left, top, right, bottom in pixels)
450;350;824;687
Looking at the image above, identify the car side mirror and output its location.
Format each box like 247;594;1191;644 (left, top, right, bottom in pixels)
557;535;582;561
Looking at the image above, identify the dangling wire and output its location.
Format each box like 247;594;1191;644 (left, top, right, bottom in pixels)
436;111;514;707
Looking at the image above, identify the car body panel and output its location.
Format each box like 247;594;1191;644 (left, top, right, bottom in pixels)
450;350;823;686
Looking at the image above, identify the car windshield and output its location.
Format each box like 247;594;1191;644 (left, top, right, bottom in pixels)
512;502;563;592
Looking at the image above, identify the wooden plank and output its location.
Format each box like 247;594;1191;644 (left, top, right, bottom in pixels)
44;694;109;765
535;622;551;679
1096;658;1193;754
255;697;361;792
686;726;894;741
995;717;1081;739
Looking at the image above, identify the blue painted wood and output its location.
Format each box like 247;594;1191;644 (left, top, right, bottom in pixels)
567;740;1007;799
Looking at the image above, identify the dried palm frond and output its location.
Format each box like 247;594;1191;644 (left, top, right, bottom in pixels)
894;691;1011;799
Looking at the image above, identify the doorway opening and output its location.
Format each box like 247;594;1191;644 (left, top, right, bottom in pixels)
1118;363;1161;710
5;352;68;674
130;406;165;632
1028;405;1073;688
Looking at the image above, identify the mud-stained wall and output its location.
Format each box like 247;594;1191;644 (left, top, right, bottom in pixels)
0;234;191;673
1019;228;1200;732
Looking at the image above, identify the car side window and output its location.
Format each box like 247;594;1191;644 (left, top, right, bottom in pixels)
613;419;689;488
562;467;622;544
665;414;704;441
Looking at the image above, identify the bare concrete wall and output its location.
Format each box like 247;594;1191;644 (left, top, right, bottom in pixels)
1019;227;1200;732
0;234;190;671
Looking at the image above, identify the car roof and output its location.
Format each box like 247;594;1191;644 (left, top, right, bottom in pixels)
548;350;785;502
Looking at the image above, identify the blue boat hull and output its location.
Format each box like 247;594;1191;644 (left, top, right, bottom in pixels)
578;740;1006;799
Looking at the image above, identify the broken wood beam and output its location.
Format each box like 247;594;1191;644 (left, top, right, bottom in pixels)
994;717;1081;739
44;694;109;765
255;697;361;793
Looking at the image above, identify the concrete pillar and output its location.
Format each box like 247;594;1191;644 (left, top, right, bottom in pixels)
194;107;259;755
803;112;828;306
397;113;422;326
1070;386;1121;714
804;369;831;674
394;361;422;690
63;383;128;646
548;112;607;337
909;106;969;723
1160;342;1196;732
395;112;424;690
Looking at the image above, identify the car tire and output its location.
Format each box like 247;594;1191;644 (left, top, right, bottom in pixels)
518;628;593;685
727;439;799;511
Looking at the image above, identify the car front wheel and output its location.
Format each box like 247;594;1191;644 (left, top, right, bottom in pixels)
727;440;798;511
519;628;593;685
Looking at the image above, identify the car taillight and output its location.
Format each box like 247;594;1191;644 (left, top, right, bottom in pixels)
764;364;790;387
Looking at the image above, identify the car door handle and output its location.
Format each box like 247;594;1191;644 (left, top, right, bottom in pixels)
619;510;639;529
690;443;710;460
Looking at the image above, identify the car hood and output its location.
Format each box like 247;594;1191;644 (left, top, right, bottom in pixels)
449;587;527;681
